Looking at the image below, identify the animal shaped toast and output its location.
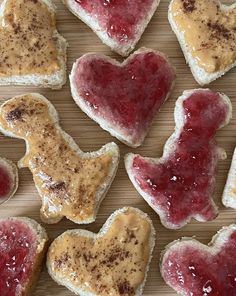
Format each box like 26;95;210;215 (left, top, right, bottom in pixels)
125;89;232;229
0;94;119;224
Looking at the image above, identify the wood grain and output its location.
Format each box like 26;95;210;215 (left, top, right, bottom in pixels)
0;0;236;295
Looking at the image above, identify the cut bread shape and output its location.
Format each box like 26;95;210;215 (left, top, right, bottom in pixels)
0;93;119;224
125;89;232;229
161;224;236;295
168;0;236;85
0;0;67;89
222;147;236;209
62;0;160;56
0;157;18;205
70;48;176;147
47;207;155;296
0;217;48;296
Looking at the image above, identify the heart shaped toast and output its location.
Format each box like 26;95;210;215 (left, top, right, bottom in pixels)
0;0;67;88
0;217;48;296
125;89;232;229
70;48;175;147
161;224;236;295
63;0;160;56
0;157;18;205
168;0;236;85
47;207;155;296
0;93;119;224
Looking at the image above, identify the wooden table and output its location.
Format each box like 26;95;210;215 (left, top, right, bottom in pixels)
0;0;235;295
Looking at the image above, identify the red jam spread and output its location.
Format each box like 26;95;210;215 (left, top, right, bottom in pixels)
0;167;12;200
74;51;175;145
130;90;229;228
0;219;37;296
74;0;155;42
162;231;236;296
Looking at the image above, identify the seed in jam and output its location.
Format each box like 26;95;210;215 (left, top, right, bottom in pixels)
126;89;231;228
72;50;175;147
0;219;37;296
161;226;236;296
74;0;156;43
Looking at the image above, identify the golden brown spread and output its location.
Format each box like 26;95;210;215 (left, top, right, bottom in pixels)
48;208;152;296
0;94;114;222
170;0;236;72
0;0;59;76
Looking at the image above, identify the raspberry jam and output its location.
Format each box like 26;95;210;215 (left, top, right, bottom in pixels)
162;231;236;296
73;50;175;146
130;90;230;228
0;167;12;201
0;219;37;296
74;0;155;42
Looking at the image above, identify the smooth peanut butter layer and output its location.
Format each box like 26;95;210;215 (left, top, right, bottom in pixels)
170;0;236;72
48;208;153;296
0;0;59;76
0;94;117;223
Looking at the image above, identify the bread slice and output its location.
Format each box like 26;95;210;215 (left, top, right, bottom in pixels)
160;224;236;295
168;0;236;85
125;89;232;229
47;207;155;296
0;0;67;89
0;157;18;204
62;0;160;56
0;217;48;296
222;147;236;209
70;47;176;148
0;93;120;224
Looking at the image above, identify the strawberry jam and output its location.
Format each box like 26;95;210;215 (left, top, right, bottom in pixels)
74;0;155;42
162;230;236;296
73;50;175;146
130;90;230;228
0;219;37;296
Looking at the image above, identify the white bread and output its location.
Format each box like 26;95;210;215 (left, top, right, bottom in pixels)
168;0;236;85
0;93;120;224
70;47;176;148
47;207;156;296
62;0;160;56
0;0;67;89
125;89;232;229
0;157;18;204
222;147;236;209
0;216;48;296
160;224;236;295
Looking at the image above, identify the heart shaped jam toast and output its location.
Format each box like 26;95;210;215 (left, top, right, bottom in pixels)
161;224;236;296
70;48;175;147
0;217;48;296
0;94;119;224
168;0;236;85
63;0;160;56
0;158;18;205
0;0;67;88
125;89;232;229
47;207;155;296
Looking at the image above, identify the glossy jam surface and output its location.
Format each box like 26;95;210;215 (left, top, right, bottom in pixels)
0;220;37;296
74;0;155;42
131;90;229;228
74;51;175;145
162;231;236;296
0;167;11;200
48;208;152;296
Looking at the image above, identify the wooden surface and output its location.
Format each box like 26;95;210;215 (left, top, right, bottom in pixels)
0;0;236;295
